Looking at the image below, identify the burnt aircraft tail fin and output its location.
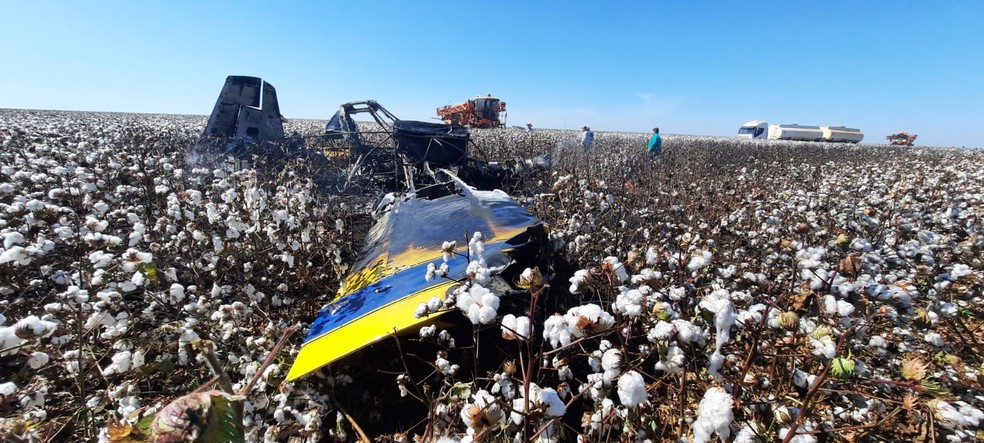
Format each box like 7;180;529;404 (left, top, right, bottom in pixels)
203;76;285;141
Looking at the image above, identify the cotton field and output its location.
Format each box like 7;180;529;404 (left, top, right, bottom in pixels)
1;109;983;442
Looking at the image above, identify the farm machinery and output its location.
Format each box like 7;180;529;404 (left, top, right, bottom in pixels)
436;95;507;128
886;131;918;146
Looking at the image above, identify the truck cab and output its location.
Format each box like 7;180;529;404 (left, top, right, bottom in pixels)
737;120;769;139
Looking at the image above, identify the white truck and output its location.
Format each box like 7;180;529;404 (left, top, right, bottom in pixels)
738;120;863;143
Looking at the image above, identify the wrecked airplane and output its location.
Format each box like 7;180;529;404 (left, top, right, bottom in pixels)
286;172;546;381
198;75;549;381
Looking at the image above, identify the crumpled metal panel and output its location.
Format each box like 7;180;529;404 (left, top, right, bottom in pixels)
204;76;285;141
285;180;544;381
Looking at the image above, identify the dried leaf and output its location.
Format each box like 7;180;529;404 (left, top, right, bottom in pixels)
106;418;135;442
838;253;862;275
901;354;929;381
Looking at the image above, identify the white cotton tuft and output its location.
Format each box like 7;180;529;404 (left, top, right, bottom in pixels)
102;350;133;375
501;314;531;341
565;303;615;337
131;349;145;370
0;381;17;396
616;371;647;408
568;269;591;294
654;342;685;373
699;297;737;380
602;256;629;282
601;348;622;383
687;250;713;272
3;232;25;249
693;386;733;443
924;332;945;347
419;324;437;338
168;283;185;303
538;388;566;417
27;352;49;369
14;315;57;338
542;314;573;349
0;246;31;266
672;319;707;346
613;287;645;318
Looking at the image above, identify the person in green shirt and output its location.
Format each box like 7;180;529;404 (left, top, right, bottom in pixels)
647;127;662;159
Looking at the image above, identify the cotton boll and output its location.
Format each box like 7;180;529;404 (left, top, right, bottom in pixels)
924;332;945;347
542;314;572;349
18;387;47;409
0;326;25;356
414;302;429;319
929;400;968;429
565;303;615;337
434;356;455;375
0;246;31;266
27;352;49;369
654;342;685;373
601;348;622;383
687;250;713;272
131;271;146;287
501;314;531;341
823;295;855;318
645;246;661;265
671;320;707;346
958;403;983;427
102;350;132;375
630;268;662;285
14;315;57;339
613;287;645;318
602;256;629;283
793;369;818;389
616;371;648;408
501;314;517;340
538;388;566;417
568;269;591;294
778;425;818;443
491;372;516;400
667;286;687;301
168;283;185;304
130;348;145;370
513;316;531;341
3;232;25;249
809;335;836;359
693;387;733;443
0;381;16;397
647;320;676;341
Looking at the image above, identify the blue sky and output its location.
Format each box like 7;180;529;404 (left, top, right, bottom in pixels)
2;1;982;147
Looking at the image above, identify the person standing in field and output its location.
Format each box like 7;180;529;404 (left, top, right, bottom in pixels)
581;126;594;151
647;127;662;159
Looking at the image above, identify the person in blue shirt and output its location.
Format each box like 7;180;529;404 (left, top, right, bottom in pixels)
581;126;594;151
647;127;662;159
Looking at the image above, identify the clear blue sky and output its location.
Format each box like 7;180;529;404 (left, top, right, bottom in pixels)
2;1;982;147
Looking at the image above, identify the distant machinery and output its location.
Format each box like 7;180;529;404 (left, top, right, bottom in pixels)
436;95;506;128
886;131;918;146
